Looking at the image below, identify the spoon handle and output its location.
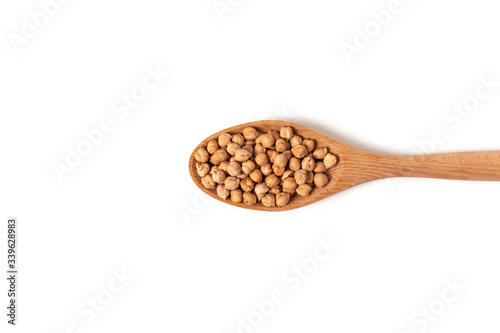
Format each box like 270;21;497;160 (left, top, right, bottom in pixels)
381;151;500;181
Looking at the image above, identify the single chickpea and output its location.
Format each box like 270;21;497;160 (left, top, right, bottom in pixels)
242;145;254;155
218;133;232;147
313;161;326;173
282;178;298;194
217;185;230;200
314;173;329;188
201;174;215;189
207;140;219;154
226;142;240;156
276;192;290;207
210;149;229;164
195;147;209;162
232;134;245;145
242;160;256;174
235;149;252;162
212;168;226;184
261;133;275;148
255;153;269;166
291;145;308;158
269;130;280;141
294;170;308;185
275;138;289;152
296;184;312;197
249;169;263;183
231;189;243;203
303;139;315;153
240;177;255;192
196;162;210;177
227;162;242;177
274;153;289;168
324;153;338;169
261;194;276;207
281;170;294;181
224;177;240;190
289;135;302;148
243;192;257;205
306;171;314;184
312;147;328;160
265;174;280;188
301;155;315;171
288;157;301;171
280;126;294;140
243;127;259;140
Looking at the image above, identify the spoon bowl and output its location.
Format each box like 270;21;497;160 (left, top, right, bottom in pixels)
189;120;500;211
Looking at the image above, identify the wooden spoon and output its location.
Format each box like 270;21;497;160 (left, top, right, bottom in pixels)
189;120;500;211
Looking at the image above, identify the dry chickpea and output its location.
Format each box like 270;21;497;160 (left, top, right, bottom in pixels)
255;153;269;166
294;170;307;185
314;173;328;188
243;127;259;140
201;174;215;189
231;189;243;203
227;162;241;177
195;147;209;162
240;177;255;192
312;147;328;159
243;192;257;205
303;139;315;153
254;182;270;195
232;134;245;145
218;161;229;173
255;134;263;144
288;157;301;171
254;143;266;154
261;133;275;148
296;184;312;197
249;169;263;183
196;162;210;177
245;140;255;146
260;163;273;176
274;153;289;168
207;140;219;155
210;149;229;165
269;186;281;195
217;185;230;200
280;126;293;140
291;145;308;158
276;192;290;207
324;153;338;169
313;161;326;173
289;135;302;148
301;155;315;171
218;133;232;147
282;150;292;160
261;194;276;207
212;168;226;184
235;149;252;162
242;160;256;174
267;150;279;164
282;178;297;194
272;164;285;176
275;138;288;152
224;177;240;190
265;174;280;188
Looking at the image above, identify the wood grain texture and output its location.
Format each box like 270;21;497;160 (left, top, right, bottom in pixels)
189;120;500;212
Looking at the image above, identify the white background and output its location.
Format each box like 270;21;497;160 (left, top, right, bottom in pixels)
1;0;500;332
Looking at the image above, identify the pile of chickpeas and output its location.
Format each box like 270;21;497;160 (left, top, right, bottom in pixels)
194;126;338;207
